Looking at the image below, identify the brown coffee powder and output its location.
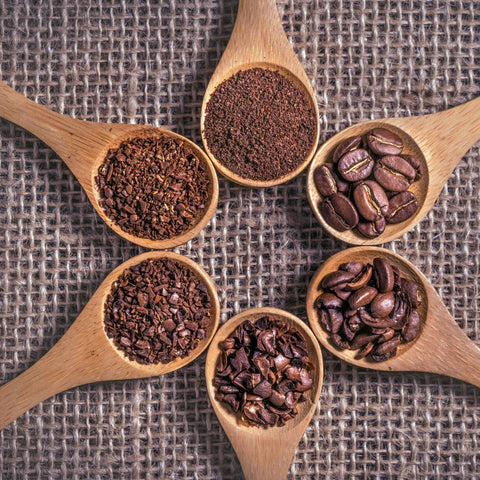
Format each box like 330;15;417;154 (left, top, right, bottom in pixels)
104;258;212;365
203;68;316;182
95;135;210;240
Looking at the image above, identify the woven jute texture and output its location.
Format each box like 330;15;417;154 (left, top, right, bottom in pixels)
1;1;480;478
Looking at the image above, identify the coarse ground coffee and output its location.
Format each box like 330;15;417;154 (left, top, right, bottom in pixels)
104;258;212;365
203;68;316;182
95;135;210;240
213;316;313;428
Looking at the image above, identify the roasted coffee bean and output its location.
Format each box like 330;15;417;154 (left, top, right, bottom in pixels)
314;163;349;197
345;264;373;291
370;291;395;317
366;128;403;156
339;261;365;275
353;180;389;221
356;216;386;238
315;257;422;362
337;149;374;182
214;316;314;428
402;155;423;181
103;258;212;365
374;155;416;192
348;286;378;309
316;292;344;309
333;135;363;163
386;191;418;224
321;193;359;231
373;257;395;292
400;277;421;307
321;270;356;290
402;310;421;342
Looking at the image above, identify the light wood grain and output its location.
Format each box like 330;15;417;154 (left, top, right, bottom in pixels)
306;247;480;387
205;307;323;480
0;251;220;430
200;0;320;188
0;81;219;249
306;96;480;245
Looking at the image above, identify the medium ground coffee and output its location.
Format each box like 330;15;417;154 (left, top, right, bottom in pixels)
95;135;210;240
104;258;212;365
203;68;316;182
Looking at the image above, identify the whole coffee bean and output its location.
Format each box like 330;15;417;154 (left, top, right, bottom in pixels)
371;336;401;356
391;293;409;329
366;128;403;156
370;348;397;362
350;331;380;349
339;261;365;275
321;270;356;290
348;286;378;309
314;163;348;197
337;149;374;182
321;193;359;231
356;216;386;238
316;292;344;309
345;264;373;291
327;309;344;334
400;277;421;307
402;310;421;342
331;333;350;350
355;341;375;359
373;257;395;292
333;135;362;163
374;155;416;192
342;320;357;341
386;191;418;224
402;155;423;181
353;180;389;221
333;287;352;300
370;291;395;317
378;327;395;343
359;308;396;328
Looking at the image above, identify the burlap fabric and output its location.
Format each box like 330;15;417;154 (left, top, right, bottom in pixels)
1;1;479;478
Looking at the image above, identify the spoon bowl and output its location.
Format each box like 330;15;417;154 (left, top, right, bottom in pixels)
306;247;480;387
0;251;220;430
205;307;323;480
200;0;320;187
0;81;219;249
307;96;480;244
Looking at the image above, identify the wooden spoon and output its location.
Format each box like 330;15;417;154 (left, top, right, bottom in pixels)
0;81;219;249
0;251;220;430
307;96;480;244
200;0;320;188
306;247;480;387
205;307;323;480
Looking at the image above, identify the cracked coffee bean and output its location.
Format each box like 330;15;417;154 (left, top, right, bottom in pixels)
213;316;314;428
103;258;212;365
315;257;422;362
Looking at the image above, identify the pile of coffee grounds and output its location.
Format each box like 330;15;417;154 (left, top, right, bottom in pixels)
214;316;314;428
104;258;212;365
95;135;210;240
203;68;316;182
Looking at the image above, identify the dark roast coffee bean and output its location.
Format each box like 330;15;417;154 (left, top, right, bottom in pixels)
366;128;403;155
391;293;409;329
321;193;359;231
339;261;365;275
359;308;396;328
402;155;423;181
373;257;395;292
386;191;418;224
370;291;395;317
377;327;395;343
348;286;378;309
370;347;398;362
333;287;352;300
356;216;386;238
345;264;373;291
342;320;357;341
353;180;389;221
314;163;348;197
374;155;416;192
337;149;374;182
400;277;421;307
350;332;380;349
327;309;344;334
348;314;363;332
402;310;421;342
355;341;375;359
331;333;350;350
321;270;356;290
371;336;401;356
316;292;344;309
333;135;362;163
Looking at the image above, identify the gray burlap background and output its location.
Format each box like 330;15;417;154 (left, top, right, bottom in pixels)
1;1;479;478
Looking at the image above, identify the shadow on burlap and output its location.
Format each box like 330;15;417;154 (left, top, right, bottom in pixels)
0;1;479;478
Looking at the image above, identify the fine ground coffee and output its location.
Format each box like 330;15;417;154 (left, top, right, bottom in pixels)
104;258;212;364
203;68;316;182
214;316;313;428
95;135;210;240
